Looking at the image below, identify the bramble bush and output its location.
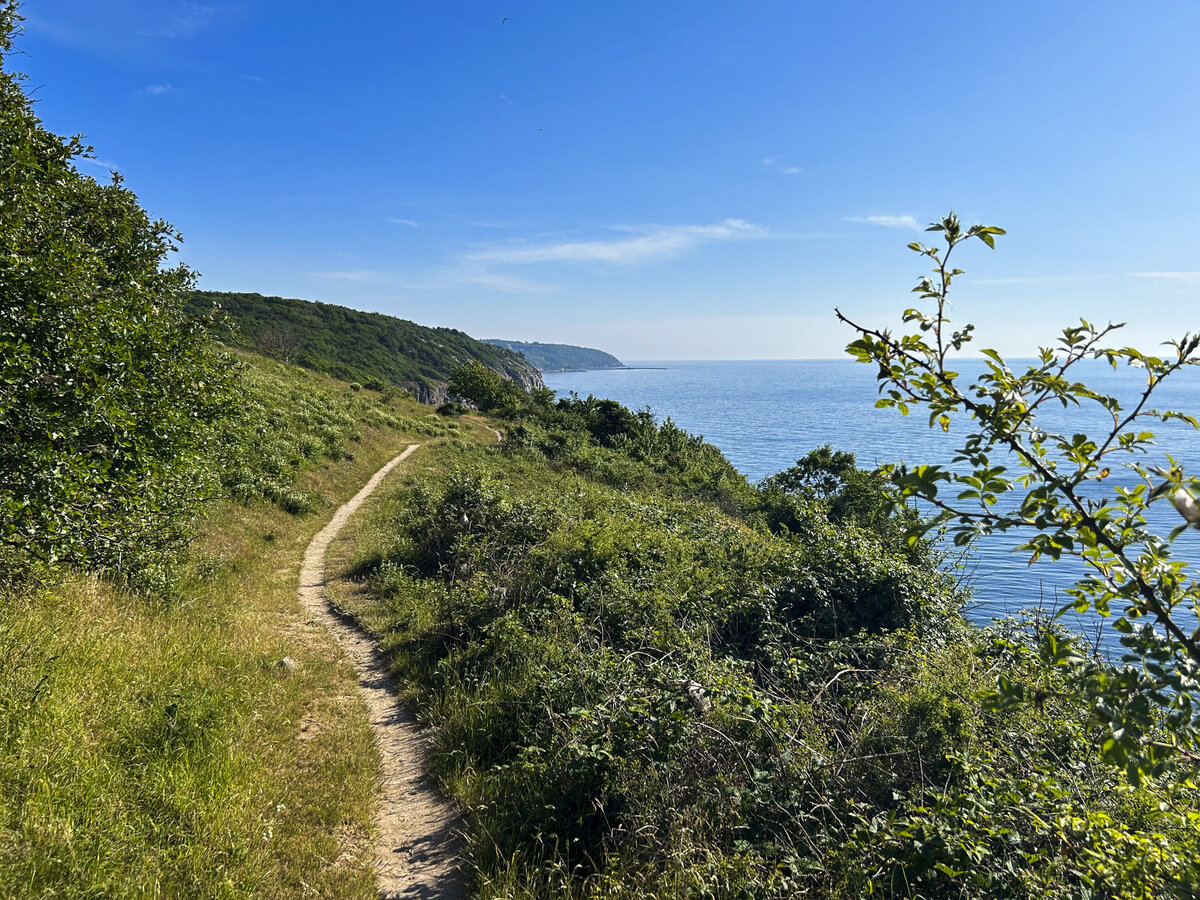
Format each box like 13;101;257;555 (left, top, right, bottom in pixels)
341;423;1200;897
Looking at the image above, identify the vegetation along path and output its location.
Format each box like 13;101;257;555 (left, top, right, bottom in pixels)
298;443;466;899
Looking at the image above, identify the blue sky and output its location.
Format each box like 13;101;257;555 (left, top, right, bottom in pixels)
15;1;1200;359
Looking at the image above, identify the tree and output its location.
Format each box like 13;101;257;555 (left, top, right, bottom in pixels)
838;212;1200;781
0;3;234;581
448;361;524;413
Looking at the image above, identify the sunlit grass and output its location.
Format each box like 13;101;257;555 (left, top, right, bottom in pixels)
0;353;467;898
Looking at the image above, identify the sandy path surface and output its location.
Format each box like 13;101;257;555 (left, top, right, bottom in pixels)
298;444;466;899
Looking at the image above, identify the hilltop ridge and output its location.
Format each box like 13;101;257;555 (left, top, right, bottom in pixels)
190;290;544;403
483;338;624;372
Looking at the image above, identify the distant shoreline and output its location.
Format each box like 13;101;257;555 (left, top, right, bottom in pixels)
541;365;667;373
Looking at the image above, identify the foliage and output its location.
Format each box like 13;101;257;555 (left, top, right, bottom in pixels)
212;352;459;515
838;212;1200;782
759;445;926;558
190;289;543;403
0;341;465;898
482;338;625;372
449;360;527;414
0;5;234;583
338;431;1200;898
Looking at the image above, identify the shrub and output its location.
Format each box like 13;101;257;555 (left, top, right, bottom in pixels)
0;5;235;580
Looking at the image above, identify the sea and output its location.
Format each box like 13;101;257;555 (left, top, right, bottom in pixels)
544;359;1200;653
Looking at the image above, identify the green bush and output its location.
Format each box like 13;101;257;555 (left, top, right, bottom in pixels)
0;5;235;582
337;422;1200;897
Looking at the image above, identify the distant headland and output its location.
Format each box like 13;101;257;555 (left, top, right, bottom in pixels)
482;339;626;373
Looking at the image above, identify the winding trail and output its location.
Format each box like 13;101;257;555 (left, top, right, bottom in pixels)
298;444;466;899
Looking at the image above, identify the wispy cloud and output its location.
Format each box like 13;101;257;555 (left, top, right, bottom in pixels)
499;93;515;106
316;264;552;295
846;215;922;230
78;157;121;172
315;219;769;297
448;267;552;293
761;157;801;175
466;219;768;267
142;83;175;95
310;270;397;284
1128;271;1200;284
142;3;218;39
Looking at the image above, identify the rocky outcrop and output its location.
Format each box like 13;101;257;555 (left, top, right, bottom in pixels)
404;359;544;406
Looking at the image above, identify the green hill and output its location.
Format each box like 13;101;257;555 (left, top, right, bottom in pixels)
189;290;544;403
482;338;624;372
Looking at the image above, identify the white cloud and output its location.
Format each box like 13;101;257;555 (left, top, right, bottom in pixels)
142;83;175;95
1128;271;1200;284
847;215;921;230
761;157;801;175
466;219;767;267
450;268;552;293
499;93;515;106
388;218;419;227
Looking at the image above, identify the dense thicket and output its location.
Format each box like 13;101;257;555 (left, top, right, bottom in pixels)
482;338;624;372
347;393;1200;897
189;290;543;403
0;8;233;581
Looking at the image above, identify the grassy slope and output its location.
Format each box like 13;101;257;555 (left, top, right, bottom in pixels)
0;353;488;898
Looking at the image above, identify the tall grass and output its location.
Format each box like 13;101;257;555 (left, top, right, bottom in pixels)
0;353;463;898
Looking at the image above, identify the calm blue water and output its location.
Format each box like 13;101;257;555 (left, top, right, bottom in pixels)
545;360;1200;647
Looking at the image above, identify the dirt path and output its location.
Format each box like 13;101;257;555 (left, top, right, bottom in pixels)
298;444;466;900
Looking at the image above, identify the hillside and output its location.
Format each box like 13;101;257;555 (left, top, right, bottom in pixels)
482;338;624;372
189;290;544;404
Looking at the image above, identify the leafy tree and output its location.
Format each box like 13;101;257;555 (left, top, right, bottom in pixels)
448;360;525;413
762;444;904;524
0;3;234;580
838;212;1200;781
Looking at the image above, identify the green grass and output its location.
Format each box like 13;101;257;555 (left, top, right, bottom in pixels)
0;352;475;898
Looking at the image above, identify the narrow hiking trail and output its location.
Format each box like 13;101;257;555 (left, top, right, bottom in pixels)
298;444;466;900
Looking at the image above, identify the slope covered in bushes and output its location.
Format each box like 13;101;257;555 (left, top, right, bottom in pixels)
333;392;1200;898
189;290;544;403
